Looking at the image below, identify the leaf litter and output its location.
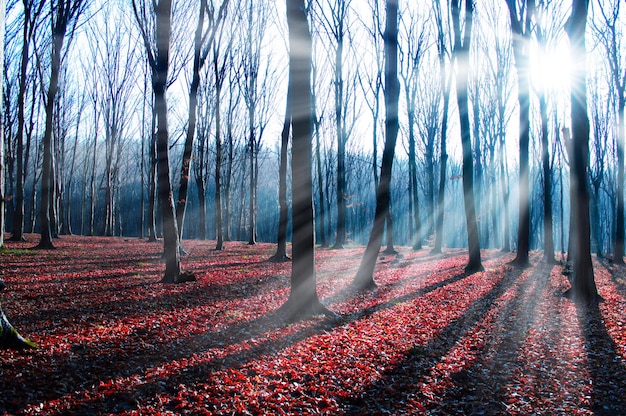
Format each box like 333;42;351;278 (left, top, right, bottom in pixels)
0;235;625;415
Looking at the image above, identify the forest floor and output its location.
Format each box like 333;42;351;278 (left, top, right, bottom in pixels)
1;234;625;415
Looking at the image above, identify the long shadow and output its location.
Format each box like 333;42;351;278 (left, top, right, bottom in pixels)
596;257;626;298
422;262;554;414
0;261;479;413
338;264;527;413
576;300;626;414
8;262;290;330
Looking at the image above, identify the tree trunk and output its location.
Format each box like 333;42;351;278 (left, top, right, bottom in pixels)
279;0;333;321
0;0;4;249
37;16;66;249
539;91;555;262
176;0;205;247
333;15;346;250
452;0;483;273
215;55;224;250
432;8;452;255
270;80;291;262
615;95;625;263
565;0;598;303
353;0;400;289
147;105;158;242
152;0;182;283
505;0;534;267
10;3;33;242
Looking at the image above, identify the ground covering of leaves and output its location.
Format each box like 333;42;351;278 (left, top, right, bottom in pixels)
1;234;625;415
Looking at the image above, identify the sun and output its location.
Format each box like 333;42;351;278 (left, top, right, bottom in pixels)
529;41;572;94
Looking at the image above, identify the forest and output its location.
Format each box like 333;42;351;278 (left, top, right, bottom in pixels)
1;0;625;414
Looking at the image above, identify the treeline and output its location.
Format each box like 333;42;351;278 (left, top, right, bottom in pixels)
1;0;623;262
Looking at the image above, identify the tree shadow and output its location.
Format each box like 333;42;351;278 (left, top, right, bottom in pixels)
575;300;626;414
337;264;527;413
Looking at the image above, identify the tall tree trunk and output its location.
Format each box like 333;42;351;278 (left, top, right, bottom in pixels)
312;63;327;247
37;12;67;249
539;91;555;262
0;0;4;249
432;6;452;255
147;105;158;242
270;81;291;261
452;0;482;273
615;95;625;263
214;55;224;250
408;111;421;250
10;2;35;242
224;85;235;242
279;0;333;321
152;0;182;282
353;0;400;289
333;13;346;250
176;0;205;247
505;0;534;267
65;113;81;236
565;0;598;302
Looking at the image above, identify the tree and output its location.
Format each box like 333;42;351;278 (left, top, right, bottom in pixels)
564;0;598;302
432;0;453;254
132;0;193;283
399;5;427;250
279;0;334;321
9;0;44;242
451;0;483;273
316;0;352;249
353;0;400;289
534;3;559;263
0;0;5;250
87;5;137;236
176;0;230;250
36;0;90;249
592;0;625;263
505;0;535;267
269;78;291;262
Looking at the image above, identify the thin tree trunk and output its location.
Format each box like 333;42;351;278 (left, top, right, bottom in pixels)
214;53;224;250
0;0;4;249
270;80;291;261
539;92;555;262
312;63;327;247
176;0;205;247
615;96;625;263
147;105;158;242
354;0;400;289
452;0;482;273
432;17;452;255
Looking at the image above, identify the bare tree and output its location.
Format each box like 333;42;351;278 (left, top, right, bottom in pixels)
176;0;230;250
87;5;137;236
314;0;352;249
565;0;598;302
399;6;428;250
592;0;626;263
0;0;5;249
432;0;453;254
132;0;193;283
9;0;44;242
279;0;334;321
353;0;400;289
451;0;482;273
505;0;535;267
36;0;90;249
